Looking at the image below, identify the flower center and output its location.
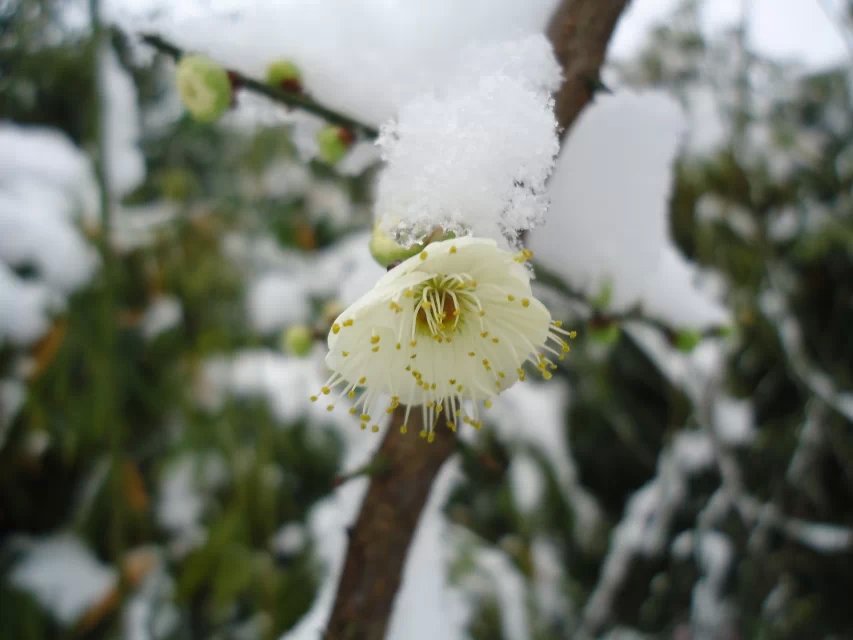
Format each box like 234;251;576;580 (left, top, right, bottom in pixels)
412;275;476;339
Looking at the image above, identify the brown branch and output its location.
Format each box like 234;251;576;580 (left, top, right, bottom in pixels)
547;0;632;134
324;3;631;638
325;410;457;639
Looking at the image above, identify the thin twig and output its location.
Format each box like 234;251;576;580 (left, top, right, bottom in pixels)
139;33;379;138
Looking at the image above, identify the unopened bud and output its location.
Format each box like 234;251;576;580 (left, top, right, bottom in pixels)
266;59;302;92
283;325;314;357
589;322;620;345
316;125;354;164
674;329;702;353
369;225;424;268
176;54;232;123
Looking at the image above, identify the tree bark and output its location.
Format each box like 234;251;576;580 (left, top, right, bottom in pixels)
547;0;632;134
325;410;456;640
324;2;631;638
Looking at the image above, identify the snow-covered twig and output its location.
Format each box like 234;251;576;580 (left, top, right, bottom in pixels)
140;33;379;138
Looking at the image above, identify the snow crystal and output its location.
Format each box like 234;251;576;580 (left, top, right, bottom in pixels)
9;534;117;626
375;35;559;247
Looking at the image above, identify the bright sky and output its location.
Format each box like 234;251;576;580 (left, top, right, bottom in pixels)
610;0;851;69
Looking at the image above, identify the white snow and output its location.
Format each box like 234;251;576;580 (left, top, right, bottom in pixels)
108;0;558;128
0;123;99;346
375;35;559;247
9;534;117;626
491;380;603;551
140;295;182;339
100;46;146;198
246;275;311;335
530;90;727;329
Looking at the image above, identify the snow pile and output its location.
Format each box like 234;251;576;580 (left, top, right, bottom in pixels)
107;0;557;127
9;534;117;626
0;123;99;346
529;91;729;329
375;35;560;247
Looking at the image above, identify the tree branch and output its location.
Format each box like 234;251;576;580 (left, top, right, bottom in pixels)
325;410;456;639
547;0;631;134
323;2;632;638
139;33;379;138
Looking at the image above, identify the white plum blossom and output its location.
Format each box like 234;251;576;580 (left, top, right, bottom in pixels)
314;237;573;441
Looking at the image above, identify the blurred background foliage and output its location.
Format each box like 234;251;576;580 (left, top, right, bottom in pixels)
1;0;852;638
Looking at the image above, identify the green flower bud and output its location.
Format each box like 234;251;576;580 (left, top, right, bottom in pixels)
266;59;302;92
176;54;232;123
589;323;620;345
316;125;354;164
674;329;703;353
369;225;424;268
283;325;314;357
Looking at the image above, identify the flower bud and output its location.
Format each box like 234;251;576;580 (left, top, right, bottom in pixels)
282;325;314;357
589;322;620;345
316;125;354;164
674;329;702;353
369;225;424;268
266;59;302;92
176;54;232;123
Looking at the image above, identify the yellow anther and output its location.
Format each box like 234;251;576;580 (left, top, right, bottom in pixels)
349;407;358;415
360;423;367;430
507;294;515;302
326;404;334;412
358;376;367;384
310;395;318;402
370;335;380;344
468;351;476;357
449;378;456;385
348;390;356;399
449;245;457;254
321;386;331;395
521;298;530;307
480;331;489;338
427;432;435;443
332;323;341;334
400;424;409;434
342;351;349;357
360;414;371;421
371;346;380;352
371;425;379;433
419;430;427;439
343;319;354;326
484;399;493;409
492;337;499;344
569;331;578;339
420;251;428;260
396;342;402;350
